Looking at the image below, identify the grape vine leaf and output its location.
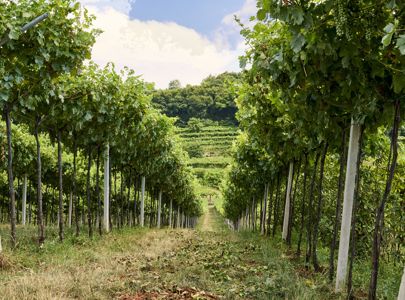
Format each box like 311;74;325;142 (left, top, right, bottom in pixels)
396;35;405;55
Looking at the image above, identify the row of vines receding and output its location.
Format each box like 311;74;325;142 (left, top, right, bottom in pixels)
0;0;202;250
223;1;404;299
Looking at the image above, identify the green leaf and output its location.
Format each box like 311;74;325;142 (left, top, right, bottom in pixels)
8;29;19;40
257;9;266;21
291;34;306;53
393;73;405;93
22;12;32;18
383;23;395;34
291;8;304;25
0;92;9;102
35;56;44;66
382;33;393;47
239;56;247;69
342;56;350;68
396;35;405;55
84;112;92;121
387;0;397;9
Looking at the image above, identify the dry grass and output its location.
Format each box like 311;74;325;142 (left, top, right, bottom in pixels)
0;253;13;270
0;229;194;300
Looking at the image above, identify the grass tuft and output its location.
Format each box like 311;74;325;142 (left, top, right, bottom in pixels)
0;253;13;270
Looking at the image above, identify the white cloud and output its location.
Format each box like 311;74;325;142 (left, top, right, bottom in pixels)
80;0;246;88
211;0;256;69
222;0;257;26
80;0;133;14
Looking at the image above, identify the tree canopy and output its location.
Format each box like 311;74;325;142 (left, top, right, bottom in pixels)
152;72;241;126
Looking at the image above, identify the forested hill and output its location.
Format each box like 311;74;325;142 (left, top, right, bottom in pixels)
152;72;240;126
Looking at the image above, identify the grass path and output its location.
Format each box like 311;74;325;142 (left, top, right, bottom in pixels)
199;204;221;232
0;210;341;300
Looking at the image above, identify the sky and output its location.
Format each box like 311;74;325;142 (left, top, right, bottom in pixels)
79;0;256;88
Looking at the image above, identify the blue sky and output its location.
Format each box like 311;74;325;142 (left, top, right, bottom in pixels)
80;0;255;88
130;0;245;37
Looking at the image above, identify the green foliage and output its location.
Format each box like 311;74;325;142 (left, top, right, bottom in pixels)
223;1;404;297
0;0;98;112
152;73;240;125
168;79;181;89
187;118;204;132
202;172;222;189
0;0;202;248
186;144;204;158
224;0;404;242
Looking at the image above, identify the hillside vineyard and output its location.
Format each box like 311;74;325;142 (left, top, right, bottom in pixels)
0;1;404;300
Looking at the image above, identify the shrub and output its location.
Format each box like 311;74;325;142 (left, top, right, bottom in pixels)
187;144;204;158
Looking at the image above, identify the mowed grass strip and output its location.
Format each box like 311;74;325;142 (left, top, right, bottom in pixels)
190;163;229;168
193;168;225;176
147;208;342;300
183;140;232;146
184;136;235;143
189;156;232;164
176;126;238;134
201;145;233;153
179;131;238;138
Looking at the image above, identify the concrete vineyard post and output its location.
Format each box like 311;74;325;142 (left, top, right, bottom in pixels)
68;191;73;228
336;122;361;292
283;162;294;240
140;176;145;227
261;183;268;235
177;206;180;228
157;190;162;228
22;174;27;225
103;144;110;232
169;199;173;228
398;267;405;300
